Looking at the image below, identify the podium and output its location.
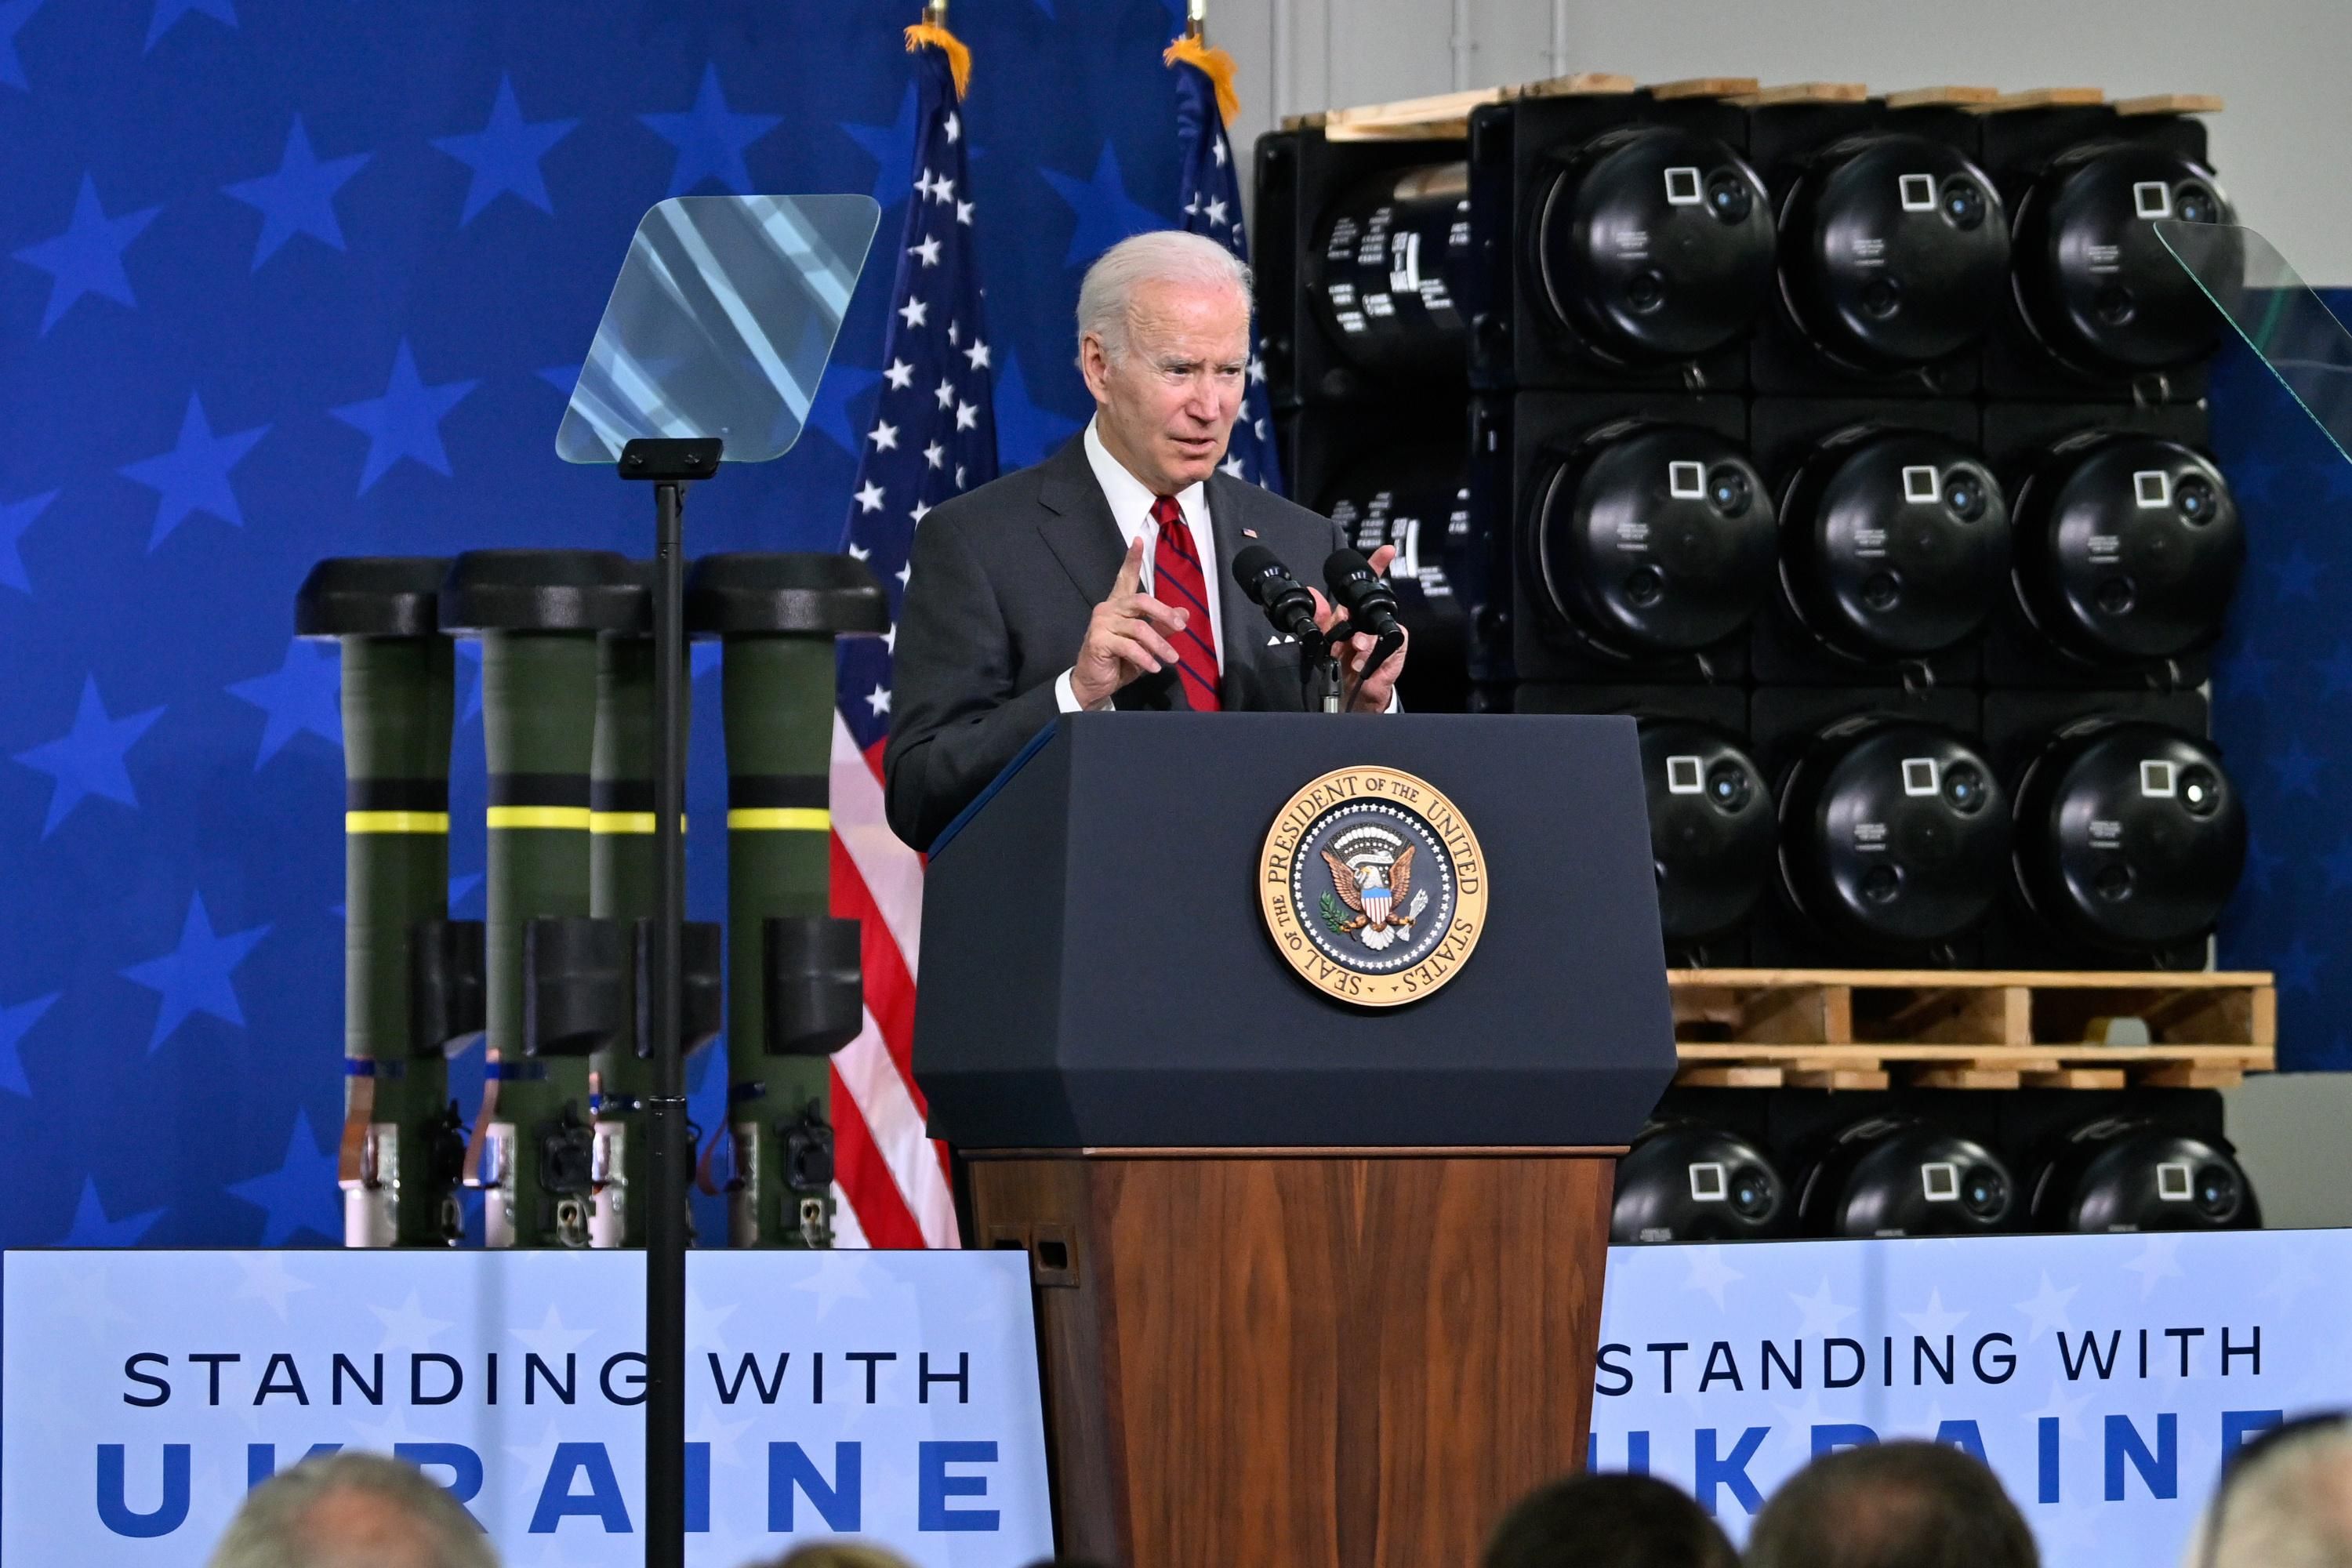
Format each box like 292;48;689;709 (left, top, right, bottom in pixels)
915;713;1676;1568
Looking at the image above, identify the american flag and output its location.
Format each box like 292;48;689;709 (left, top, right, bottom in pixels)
826;32;995;1250
1172;48;1283;494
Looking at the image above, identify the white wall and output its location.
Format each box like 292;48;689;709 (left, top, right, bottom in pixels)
1218;0;2352;281
1210;0;2352;1221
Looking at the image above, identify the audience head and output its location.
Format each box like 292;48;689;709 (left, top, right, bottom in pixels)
764;1545;916;1568
2197;1414;2352;1568
205;1450;496;1568
1746;1440;2036;1568
1482;1471;1737;1568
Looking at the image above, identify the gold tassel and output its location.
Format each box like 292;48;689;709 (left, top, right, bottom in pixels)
1163;32;1241;126
904;20;971;100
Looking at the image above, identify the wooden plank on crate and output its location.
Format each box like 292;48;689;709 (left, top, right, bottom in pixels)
1731;82;1870;108
1675;1042;2270;1069
1740;983;1850;1045
1278;111;1329;132
1784;1068;1892;1091
1518;73;1639;100
2115;93;2223;117
1679;1065;1784;1088
1323;87;1501;142
1983;86;2107;111
2136;1064;2245;1089
2024;1069;2129;1090
1884;85;2001;109
1669;967;2273;989
1648;77;1760;101
1872;984;2032;1046
1913;1066;2022;1090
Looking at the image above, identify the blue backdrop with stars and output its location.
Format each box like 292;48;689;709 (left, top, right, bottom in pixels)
0;0;1196;1254
2211;303;2352;1072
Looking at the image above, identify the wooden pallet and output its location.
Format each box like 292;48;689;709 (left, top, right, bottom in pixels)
1668;969;2274;1091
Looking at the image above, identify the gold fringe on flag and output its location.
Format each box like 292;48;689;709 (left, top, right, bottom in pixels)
1163;33;1240;125
904;20;971;100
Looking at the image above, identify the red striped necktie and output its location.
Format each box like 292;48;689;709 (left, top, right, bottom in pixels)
1149;493;1221;713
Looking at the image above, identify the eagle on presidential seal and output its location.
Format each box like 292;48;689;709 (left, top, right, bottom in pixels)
1319;825;1433;952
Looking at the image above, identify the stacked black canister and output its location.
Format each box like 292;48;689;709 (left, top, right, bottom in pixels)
1258;78;2256;1240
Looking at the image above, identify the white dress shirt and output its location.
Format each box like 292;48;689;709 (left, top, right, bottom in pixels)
1054;419;1222;713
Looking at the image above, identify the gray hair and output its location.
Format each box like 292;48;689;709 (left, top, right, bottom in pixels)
2200;1421;2352;1568
1076;229;1251;365
206;1450;498;1568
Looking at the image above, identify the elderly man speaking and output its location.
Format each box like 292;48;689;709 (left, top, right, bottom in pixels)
884;229;1407;851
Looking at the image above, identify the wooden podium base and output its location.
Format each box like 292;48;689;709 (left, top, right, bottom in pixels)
964;1147;1620;1568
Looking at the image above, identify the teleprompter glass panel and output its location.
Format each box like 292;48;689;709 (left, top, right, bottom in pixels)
555;194;881;465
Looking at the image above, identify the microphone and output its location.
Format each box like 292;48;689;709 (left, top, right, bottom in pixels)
1231;544;1325;652
1322;547;1403;641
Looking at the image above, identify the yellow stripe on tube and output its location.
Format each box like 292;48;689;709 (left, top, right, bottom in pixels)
725;808;830;832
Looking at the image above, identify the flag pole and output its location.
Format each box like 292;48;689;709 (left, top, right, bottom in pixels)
1188;0;1205;40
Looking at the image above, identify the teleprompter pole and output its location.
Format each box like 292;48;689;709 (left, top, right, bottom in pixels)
619;437;719;1568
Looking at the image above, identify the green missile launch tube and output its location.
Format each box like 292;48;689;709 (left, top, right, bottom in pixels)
586;576;720;1250
441;550;641;1250
686;554;887;1249
296;557;466;1248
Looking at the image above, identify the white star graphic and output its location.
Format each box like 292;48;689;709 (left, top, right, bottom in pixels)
909;234;941;268
2123;1234;2186;1299
1900;1287;1968;1340
2026;1377;2094;1443
910;499;931;524
234;1253;313;1321
954;400;978;431
1247;354;1265;384
1788;1276;1858;1336
882;623;896;653
931;174;955;205
848;542;871;561
867;419;898;452
946;319;959;344
963;338;990;371
897;296;927;328
511;1304;594;1360
913;169;938;201
688;1406;756;1468
943;111;960;143
922;441;945;470
866;684;890;717
882;358;914;390
790;1253;878;1320
1682;1245;1744;1311
504;1418;568;1485
347;1407;427;1451
371;1290;453;1355
52;1259;133;1336
2260;1247;2323;1305
935;376;956;409
854;481;885;514
953;463;966;488
685;1286;738;1354
1205;196;1229;227
1219;453;1247;478
2014;1272;2078;1342
896;561;912;586
955;198;974;226
1182;194;1200;217
1212;136;1227;166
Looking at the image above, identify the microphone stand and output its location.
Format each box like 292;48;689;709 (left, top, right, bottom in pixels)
1312;620;1347;713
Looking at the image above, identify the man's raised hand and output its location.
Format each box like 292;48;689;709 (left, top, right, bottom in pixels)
1069;535;1191;710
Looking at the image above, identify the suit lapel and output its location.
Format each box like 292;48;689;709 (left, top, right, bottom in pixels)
1035;434;1127;612
1205;473;1302;711
1038;433;1186;711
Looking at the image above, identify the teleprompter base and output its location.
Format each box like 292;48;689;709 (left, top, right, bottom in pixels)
964;1148;1620;1568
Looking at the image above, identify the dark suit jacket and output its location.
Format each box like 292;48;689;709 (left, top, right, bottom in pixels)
884;433;1346;850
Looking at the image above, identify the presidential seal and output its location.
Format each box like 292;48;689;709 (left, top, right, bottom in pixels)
1258;765;1488;1007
